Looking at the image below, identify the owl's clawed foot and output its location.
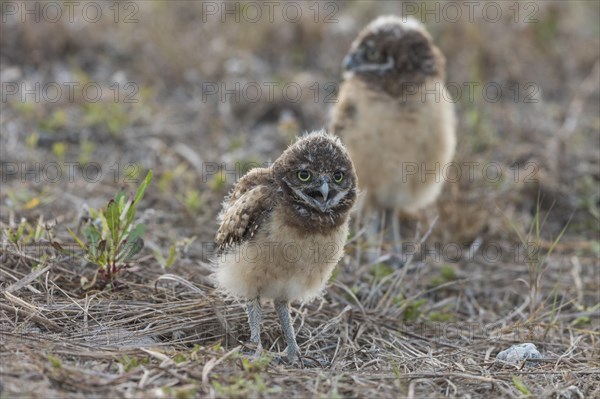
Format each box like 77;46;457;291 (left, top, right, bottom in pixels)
273;352;323;368
272;353;296;366
241;341;262;357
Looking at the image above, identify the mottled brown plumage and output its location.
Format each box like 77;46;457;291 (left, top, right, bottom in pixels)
330;16;456;257
214;130;357;364
215;168;274;251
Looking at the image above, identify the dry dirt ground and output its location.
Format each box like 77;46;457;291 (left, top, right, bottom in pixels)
1;1;599;398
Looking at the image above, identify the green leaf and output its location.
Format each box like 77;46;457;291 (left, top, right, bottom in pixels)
120;237;144;262
98;213;110;244
114;190;126;207
117;223;145;262
105;199;120;248
47;354;62;369
125;201;136;231
17;220;26;241
570;316;591;326
96;240;107;267
153;248;165;266
402;299;427;321
34;215;44;240
512;375;531;395
10;220;26;243
88;207;100;220
124;170;153;232
6;227;16;244
165;244;177;268
128;223;146;244
84;225;101;259
67;227;87;250
134;170;153;206
23;221;35;243
120;199;133;224
84;224;100;242
440;265;457;280
372;263;394;280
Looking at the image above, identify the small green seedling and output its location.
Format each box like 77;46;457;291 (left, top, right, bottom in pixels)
68;170;153;289
3;216;46;247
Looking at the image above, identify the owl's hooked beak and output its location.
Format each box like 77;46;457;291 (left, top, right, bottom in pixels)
287;176;340;213
342;53;359;71
317;181;329;203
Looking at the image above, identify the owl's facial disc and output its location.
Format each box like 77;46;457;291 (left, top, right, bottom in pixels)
287;176;347;213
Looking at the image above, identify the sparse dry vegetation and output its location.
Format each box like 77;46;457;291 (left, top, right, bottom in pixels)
1;1;599;398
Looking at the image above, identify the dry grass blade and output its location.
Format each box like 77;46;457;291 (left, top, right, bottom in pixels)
201;346;241;385
3;265;51;294
154;273;207;295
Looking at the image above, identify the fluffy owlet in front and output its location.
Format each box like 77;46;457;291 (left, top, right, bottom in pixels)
331;16;456;255
214;131;357;364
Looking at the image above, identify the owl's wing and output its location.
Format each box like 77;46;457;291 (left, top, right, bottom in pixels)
215;168;275;253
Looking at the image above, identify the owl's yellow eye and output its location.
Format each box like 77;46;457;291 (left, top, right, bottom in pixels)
333;171;344;183
297;170;311;182
366;47;381;61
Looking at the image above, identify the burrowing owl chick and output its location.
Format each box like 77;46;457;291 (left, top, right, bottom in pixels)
214;130;357;364
331;16;456;254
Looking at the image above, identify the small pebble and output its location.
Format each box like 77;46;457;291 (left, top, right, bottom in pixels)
495;343;541;367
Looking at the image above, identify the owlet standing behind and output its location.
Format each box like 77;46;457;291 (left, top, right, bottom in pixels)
214;131;357;364
331;16;456;255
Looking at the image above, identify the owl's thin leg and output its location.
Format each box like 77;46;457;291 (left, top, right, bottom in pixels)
247;297;262;344
391;207;402;258
274;300;298;363
365;210;383;264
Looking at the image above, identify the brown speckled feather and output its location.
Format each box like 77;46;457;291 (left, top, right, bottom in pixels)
215;168;276;253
